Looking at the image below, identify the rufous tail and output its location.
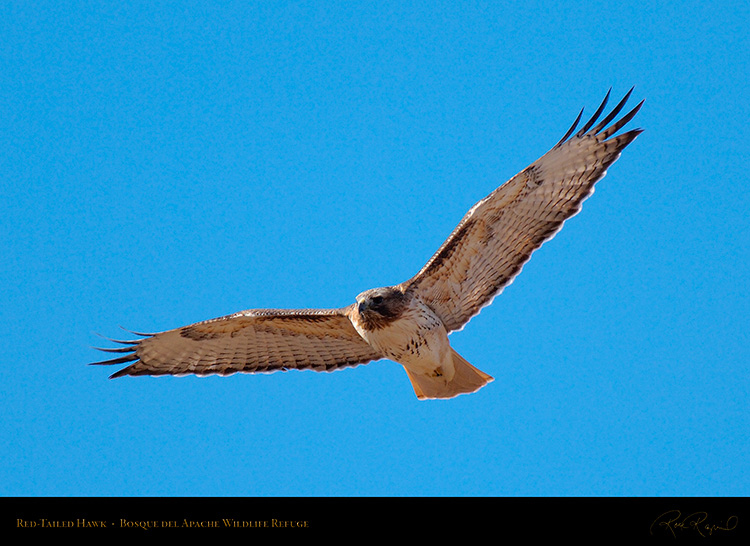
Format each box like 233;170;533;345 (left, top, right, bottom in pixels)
404;348;494;400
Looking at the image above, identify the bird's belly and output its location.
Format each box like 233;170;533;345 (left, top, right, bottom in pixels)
363;316;453;379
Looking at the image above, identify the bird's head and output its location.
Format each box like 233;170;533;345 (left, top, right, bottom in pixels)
354;286;407;329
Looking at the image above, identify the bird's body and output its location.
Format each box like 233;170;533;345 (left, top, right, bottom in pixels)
349;287;494;399
352;292;446;374
93;89;644;400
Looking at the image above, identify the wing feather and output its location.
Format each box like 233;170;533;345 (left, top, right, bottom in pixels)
400;89;644;332
91;306;382;378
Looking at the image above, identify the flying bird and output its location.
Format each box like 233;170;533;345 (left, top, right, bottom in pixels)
93;89;643;400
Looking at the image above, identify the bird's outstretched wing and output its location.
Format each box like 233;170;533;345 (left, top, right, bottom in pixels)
92;306;382;378
400;89;644;333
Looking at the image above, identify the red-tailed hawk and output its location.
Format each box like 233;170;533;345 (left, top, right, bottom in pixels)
93;89;643;400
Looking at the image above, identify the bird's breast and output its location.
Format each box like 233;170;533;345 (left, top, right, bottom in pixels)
351;297;450;368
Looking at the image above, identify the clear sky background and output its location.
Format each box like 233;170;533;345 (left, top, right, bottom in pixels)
1;1;747;497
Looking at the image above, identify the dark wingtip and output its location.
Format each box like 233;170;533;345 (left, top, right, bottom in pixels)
598;98;645;140
89;352;138;367
118;325;156;337
592;87;636;135
90;346;137;354
554;88;643;147
108;368;132;379
615;127;645;148
90;331;141;370
575;87;611;137
93;332;140;345
554;106;584;148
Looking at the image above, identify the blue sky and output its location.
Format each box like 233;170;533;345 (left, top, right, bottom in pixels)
1;1;748;497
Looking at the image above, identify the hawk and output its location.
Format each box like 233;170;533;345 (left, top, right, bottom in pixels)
93;89;643;400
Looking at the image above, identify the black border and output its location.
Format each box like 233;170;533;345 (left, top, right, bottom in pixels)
2;497;747;540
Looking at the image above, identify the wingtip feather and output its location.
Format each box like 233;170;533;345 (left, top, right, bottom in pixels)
554;107;584;148
575;87;611;137
554;87;642;147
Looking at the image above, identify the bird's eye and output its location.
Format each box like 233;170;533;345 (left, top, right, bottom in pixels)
372;296;384;305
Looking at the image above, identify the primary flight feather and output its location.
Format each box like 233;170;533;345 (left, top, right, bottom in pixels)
93;89;644;400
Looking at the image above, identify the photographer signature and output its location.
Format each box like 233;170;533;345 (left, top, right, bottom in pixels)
650;510;738;538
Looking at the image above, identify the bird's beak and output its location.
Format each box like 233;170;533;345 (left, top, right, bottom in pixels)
357;301;368;314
